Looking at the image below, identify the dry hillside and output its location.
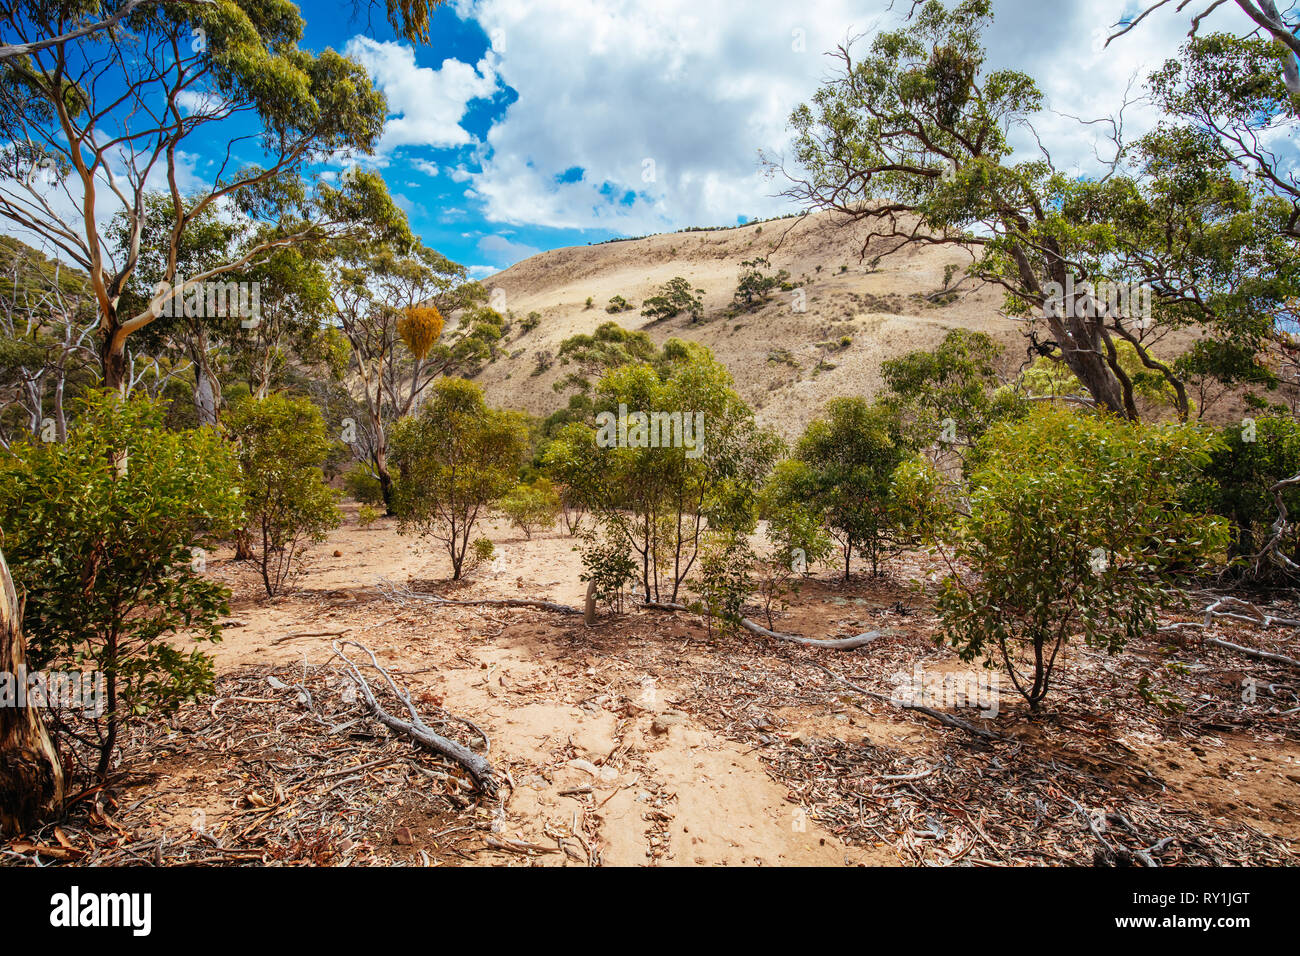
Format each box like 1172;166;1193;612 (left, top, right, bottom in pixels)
467;210;1023;439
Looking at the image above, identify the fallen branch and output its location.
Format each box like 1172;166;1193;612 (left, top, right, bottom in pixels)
1203;595;1300;630
1255;471;1300;578
1161;597;1300;668
423;596;580;614
271;629;349;646
802;660;1002;740
1205;637;1300;669
332;640;497;795
643;601;888;650
739;616;888;650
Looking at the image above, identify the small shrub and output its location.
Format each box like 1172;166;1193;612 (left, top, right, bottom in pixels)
935;407;1230;710
358;504;381;528
470;537;495;572
0;391;242;777
390;378;529;579
343;465;384;506
498;478;561;539
733;257;791;309
641;277;705;322
579;529;638;614
226;394;342;597
691;531;754;638
605;294;634;313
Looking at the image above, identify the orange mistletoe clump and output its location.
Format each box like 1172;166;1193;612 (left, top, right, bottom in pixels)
398;305;445;361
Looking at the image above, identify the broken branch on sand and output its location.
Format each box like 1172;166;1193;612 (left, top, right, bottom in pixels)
642;600;888;650
332;639;498;795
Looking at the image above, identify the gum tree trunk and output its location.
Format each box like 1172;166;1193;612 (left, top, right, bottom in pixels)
0;547;64;836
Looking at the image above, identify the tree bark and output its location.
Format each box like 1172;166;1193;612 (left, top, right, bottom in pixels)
99;325;128;394
0;547;65;837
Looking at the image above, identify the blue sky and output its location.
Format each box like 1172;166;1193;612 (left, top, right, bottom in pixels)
298;1;547;277
181;0;1257;279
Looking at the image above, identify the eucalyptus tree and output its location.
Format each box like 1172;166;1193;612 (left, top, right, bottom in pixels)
543;341;782;605
330;237;500;511
0;0;449;60
0;0;403;391
777;0;1297;422
234;239;333;400
0;236;99;444
1108;0;1300;93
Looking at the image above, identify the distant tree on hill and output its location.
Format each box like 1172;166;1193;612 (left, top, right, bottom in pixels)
642;277;705;323
732;258;790;309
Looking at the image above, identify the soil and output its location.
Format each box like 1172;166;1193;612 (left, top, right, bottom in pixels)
26;502;1293;867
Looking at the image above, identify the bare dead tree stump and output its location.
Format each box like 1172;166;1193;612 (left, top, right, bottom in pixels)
584;579;597;626
0;547;64;837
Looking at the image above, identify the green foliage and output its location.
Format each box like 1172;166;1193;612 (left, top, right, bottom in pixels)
556;322;658;379
0;0;407;389
691;531;754;637
1017;341;1182;412
787;398;910;578
343;464;385;506
519;311;542;333
880;329;1016;454
889;454;960;543
935;406;1230;709
471;536;496;572
605;295;634;314
225;394;341;597
641;277;705;323
0;391;242;776
733;257;790;309
498;477;561;539
391;378;530;579
1192;415;1300;567
542;342;780;605
357;503;381;528
782;0;1299;422
579;530;639;614
755;466;834;627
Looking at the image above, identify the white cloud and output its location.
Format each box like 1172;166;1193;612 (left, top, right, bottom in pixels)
452;0;1250;235
477;233;541;266
344;36;499;152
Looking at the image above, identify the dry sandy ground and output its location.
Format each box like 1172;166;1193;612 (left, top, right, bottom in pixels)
199;506;888;866
78;501;1298;868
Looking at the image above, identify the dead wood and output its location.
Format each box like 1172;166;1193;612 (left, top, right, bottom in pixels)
1205;637;1300;669
801;659;1002;740
333;640;498;796
0;547;64;836
642;601;887;650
